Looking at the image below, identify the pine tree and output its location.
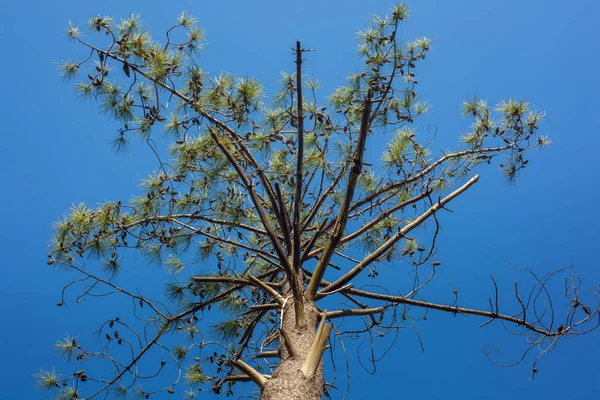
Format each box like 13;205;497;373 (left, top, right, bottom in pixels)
40;4;598;400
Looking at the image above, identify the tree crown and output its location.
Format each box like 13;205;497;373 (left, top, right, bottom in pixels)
41;4;597;400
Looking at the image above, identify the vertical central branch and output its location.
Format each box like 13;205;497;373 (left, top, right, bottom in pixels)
293;41;304;272
290;41;307;329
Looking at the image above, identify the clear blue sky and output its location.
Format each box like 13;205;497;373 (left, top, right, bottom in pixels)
1;1;599;399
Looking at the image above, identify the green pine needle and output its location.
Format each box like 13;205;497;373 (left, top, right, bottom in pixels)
173;344;188;360
110;134;131;154
111;383;129;399
102;257;122;279
178;11;198;28
54;334;78;361
55;386;79;400
58;61;79;81
35;367;61;390
66;22;80;41
165;280;186;302
211;319;244;342
184;365;205;386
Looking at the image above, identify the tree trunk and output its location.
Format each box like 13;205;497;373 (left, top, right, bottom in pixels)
260;301;325;400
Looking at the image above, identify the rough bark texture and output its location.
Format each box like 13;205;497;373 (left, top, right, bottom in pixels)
260;301;324;400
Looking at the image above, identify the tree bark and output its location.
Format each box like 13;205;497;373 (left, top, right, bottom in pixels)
260;301;325;400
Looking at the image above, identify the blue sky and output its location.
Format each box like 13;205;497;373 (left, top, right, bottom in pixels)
1;0;599;399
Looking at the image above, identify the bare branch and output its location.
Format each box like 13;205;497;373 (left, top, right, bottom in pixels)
320;175;480;294
248;275;285;305
325;307;385;320
305;188;432;259
345;287;567;337
255;350;280;359
230;359;269;388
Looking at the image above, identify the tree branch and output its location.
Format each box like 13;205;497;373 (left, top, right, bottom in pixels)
255;350;280;359
224;374;272;382
294;41;305;273
319;175;480;295
172;218;280;266
274;183;293;253
345;287;565;337
305;188;432;259
300;164;348;232
280;327;297;358
301;311;332;378
230;359;269;389
325;307;385;320
350;145;514;214
247;275;285;305
208;128;295;281
306;90;373;299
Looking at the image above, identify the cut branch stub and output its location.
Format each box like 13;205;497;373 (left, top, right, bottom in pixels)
301;311;332;378
280;327;298;358
230;359;269;389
